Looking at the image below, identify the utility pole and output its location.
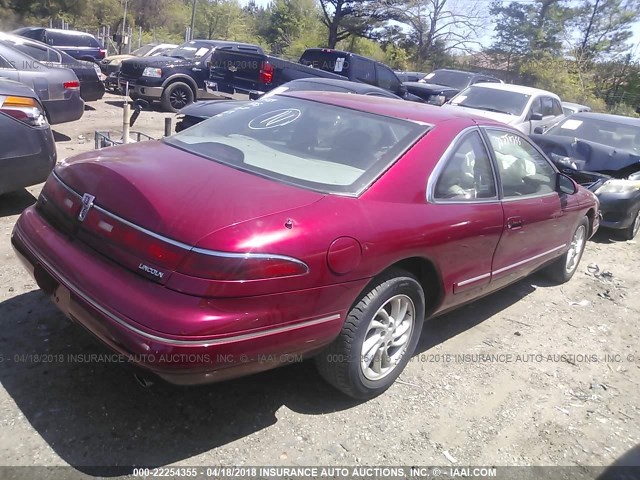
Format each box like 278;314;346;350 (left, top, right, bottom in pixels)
189;0;197;41
120;0;129;54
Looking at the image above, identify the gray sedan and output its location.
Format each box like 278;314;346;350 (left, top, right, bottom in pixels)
0;40;84;124
0;78;56;195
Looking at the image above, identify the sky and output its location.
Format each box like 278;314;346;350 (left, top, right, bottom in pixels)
239;0;640;54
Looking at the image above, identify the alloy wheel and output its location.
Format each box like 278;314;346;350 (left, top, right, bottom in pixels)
565;224;586;274
361;294;415;381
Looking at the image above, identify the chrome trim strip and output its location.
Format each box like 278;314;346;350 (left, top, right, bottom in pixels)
492;244;566;275
456;272;491;287
17;226;339;347
501;192;558;203
50;171;310;268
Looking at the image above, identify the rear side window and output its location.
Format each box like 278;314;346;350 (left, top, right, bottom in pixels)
9;43;49;62
551;99;563;116
434;131;496;201
352;58;375;85
375;64;400;92
47;31;100;48
20;29;45;42
0;54;12;68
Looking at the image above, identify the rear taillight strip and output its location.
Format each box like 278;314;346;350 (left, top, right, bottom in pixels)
49;171;310;268
190;246;309;272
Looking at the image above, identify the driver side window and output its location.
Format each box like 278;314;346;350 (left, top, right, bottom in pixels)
485;129;556;198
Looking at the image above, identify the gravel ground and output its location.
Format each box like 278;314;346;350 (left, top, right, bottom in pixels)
0;94;638;478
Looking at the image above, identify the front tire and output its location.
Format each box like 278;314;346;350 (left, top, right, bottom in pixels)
620;208;640;240
544;216;589;283
315;269;425;399
161;82;194;112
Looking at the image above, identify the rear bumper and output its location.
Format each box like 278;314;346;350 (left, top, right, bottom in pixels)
0;127;56;195
11;207;353;385
80;80;105;102
43;91;85;125
597;191;640;230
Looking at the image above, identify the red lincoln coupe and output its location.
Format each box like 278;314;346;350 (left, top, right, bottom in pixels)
12;92;599;399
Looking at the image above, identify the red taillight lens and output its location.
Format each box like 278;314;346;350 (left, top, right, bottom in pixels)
63;81;80;89
99;49;107;59
177;250;308;281
80;208;186;270
260;61;274;85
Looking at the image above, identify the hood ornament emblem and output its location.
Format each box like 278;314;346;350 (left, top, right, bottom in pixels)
78;193;95;222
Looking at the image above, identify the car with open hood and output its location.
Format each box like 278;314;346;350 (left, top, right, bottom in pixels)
530;112;640;239
12;93;598;399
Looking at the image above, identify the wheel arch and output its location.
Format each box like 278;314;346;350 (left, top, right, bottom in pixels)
585;207;596;237
353;257;444;317
162;75;198;98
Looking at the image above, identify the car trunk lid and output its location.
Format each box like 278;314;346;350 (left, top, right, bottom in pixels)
41;141;324;283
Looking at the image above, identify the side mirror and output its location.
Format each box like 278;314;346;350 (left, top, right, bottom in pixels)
533;126;545;134
557;173;578;195
530;112;544;121
398;84;408;96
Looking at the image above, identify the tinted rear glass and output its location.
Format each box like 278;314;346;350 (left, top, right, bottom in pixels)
300;51;350;76
165;96;427;195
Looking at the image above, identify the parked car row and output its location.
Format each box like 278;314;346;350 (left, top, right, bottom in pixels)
4;30;638;400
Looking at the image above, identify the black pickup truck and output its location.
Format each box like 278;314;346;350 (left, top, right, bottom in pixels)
207;48;422;102
118;39;265;112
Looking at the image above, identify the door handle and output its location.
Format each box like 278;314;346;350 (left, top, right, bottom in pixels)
507;217;524;229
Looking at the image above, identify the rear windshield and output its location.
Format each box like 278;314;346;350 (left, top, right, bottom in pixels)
300;51;350;75
167;41;213;60
450;86;530;116
422;71;472;90
132;44;156;56
164;96;427;195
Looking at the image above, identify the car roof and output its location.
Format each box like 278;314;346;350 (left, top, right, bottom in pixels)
190;39;260;49
283;91;506;126
286;77;397;96
468;82;560;98
569;111;640;126
0;77;38;97
36;28;97;37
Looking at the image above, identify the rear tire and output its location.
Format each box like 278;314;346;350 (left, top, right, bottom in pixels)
619;208;640;240
544;216;589;283
315;269;425;399
161;82;194;113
